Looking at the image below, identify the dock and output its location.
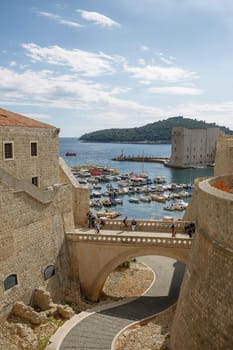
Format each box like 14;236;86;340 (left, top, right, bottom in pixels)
112;155;169;164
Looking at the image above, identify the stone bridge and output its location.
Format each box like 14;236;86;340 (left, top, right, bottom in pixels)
66;219;193;301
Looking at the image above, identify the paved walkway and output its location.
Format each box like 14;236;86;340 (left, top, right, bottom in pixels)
47;256;185;350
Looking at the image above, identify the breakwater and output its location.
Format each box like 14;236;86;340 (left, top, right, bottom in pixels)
112;155;169;164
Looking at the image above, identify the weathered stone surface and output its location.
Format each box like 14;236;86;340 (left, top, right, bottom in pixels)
56;304;75;319
171;170;233;350
12;302;47;325
33;287;56;311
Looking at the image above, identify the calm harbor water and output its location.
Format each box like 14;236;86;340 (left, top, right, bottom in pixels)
59;138;214;221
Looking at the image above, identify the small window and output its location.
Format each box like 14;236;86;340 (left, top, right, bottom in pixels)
32;176;39;186
4;274;18;291
44;265;56;280
3;142;14;160
31;142;38;156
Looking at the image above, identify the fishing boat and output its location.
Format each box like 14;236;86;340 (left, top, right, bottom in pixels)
65;152;77;156
140;195;151;202
96;210;121;219
151;194;167;202
128;197;140;203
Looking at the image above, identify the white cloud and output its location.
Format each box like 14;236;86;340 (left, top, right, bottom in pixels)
124;64;199;83
0;66;232;131
77;10;120;28
138;58;145;65
140;45;150;51
148;86;204;95
37;11;82;28
21;43;118;77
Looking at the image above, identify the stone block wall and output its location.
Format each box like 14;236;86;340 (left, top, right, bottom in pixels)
0;181;75;319
214;136;233;177
171;175;233;349
0;126;59;188
59;157;90;226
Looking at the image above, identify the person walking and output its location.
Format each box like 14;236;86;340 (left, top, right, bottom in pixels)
123;216;128;227
95;220;100;234
171;223;176;237
86;210;92;228
131;219;137;231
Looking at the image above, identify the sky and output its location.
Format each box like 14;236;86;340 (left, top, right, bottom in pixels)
1;0;233;137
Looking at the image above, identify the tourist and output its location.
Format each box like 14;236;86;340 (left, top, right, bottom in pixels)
123;216;128;227
86;210;92;228
95;220;100;234
91;214;96;228
131;219;137;231
171;223;176;237
100;218;105;228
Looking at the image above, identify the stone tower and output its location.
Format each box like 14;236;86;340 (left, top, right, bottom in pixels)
170;137;233;349
168;127;222;168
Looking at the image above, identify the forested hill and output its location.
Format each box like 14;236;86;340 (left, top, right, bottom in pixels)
79;116;233;143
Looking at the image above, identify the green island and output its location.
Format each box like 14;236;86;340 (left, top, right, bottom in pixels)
79;116;233;143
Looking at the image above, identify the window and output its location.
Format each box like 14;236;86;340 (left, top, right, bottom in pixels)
44;265;56;280
4;274;18;291
3;142;14;160
31;142;38;156
32;176;39;186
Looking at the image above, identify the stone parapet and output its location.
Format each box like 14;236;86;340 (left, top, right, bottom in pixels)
99;219;193;233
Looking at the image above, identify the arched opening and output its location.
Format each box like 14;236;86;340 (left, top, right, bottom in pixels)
99;254;186;305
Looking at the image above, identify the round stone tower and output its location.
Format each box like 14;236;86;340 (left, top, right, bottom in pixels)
170;174;233;349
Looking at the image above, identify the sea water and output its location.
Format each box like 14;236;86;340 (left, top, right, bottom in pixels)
59;138;214;220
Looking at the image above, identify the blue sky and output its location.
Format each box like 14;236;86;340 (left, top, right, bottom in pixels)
1;0;233;136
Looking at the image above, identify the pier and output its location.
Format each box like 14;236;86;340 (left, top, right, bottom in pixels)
112;155;169;164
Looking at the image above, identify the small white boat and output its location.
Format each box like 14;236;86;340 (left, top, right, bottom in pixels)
92;191;102;198
115;198;123;205
128;197;140;203
151;194;167;203
96;210;121;219
140;195;151;202
154;176;167;184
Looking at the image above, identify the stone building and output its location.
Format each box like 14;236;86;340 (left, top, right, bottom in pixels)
168;127;223;168
171;135;233;349
0;109;89;318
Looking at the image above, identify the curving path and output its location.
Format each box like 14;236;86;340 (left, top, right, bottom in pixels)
51;256;185;350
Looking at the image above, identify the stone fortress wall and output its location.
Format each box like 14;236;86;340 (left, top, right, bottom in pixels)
171;135;233;349
168;127;222;168
0;109;89;319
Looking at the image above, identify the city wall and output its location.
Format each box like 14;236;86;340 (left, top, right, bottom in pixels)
171;174;233;349
0;180;75;318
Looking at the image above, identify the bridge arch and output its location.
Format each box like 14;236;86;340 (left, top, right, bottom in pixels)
91;247;189;302
67;232;191;301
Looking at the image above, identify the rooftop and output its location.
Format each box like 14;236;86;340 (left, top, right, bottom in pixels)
0;108;56;128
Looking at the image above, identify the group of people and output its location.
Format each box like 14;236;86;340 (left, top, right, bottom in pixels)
123;216;137;231
171;222;196;238
86;210;104;234
86;211;195;238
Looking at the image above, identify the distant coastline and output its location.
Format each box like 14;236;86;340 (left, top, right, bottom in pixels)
79;140;170;145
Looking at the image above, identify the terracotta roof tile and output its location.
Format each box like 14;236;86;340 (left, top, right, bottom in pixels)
0;109;56;128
